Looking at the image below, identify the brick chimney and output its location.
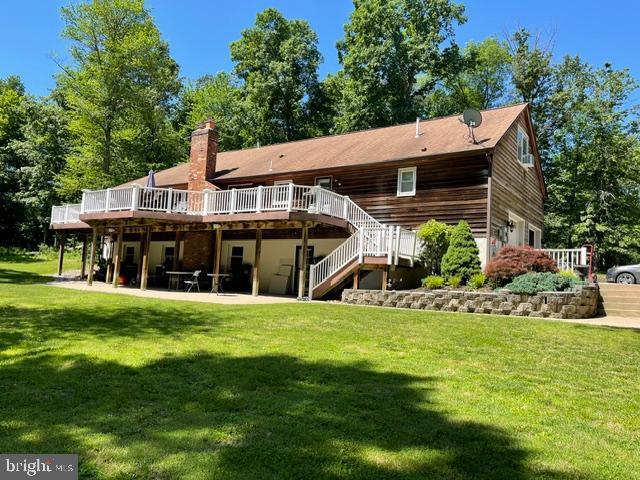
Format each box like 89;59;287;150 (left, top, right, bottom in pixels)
188;119;218;191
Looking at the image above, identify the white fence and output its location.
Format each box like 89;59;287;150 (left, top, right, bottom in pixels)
540;248;587;271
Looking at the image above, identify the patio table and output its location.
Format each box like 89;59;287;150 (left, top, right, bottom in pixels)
207;273;231;295
166;271;193;290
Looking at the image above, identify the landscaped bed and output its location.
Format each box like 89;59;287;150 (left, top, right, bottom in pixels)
1;252;638;479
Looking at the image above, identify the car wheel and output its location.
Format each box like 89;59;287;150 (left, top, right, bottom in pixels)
616;273;636;285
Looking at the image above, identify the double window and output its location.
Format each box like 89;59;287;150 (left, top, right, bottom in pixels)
397;167;416;197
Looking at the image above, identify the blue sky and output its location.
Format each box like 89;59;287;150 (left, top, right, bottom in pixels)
1;0;638;97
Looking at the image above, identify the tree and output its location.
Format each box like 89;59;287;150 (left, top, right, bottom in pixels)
507;29;555;161
0;76;29;246
11;99;70;246
333;0;466;132
416;219;451;275
441;220;481;282
176;73;246;152
56;0;182;198
421;37;511;116
544;59;640;267
229;8;323;146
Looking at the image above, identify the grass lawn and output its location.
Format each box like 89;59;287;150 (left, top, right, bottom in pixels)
0;253;638;479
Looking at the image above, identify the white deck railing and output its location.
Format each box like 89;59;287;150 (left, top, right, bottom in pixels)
50;204;82;224
540;248;587;271
309;225;419;299
50;183;386;232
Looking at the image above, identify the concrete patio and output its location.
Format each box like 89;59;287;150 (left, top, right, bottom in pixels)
48;280;298;305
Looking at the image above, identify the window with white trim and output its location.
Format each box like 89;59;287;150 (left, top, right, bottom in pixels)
315;176;332;190
397;167;416;197
517;127;532;166
528;225;542;248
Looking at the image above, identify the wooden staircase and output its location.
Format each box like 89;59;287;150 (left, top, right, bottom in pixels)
598;283;640;318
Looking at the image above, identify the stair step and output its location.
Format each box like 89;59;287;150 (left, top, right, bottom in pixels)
599;308;640;318
599;297;640;303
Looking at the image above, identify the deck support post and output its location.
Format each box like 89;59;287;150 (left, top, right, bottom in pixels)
298;223;309;299
112;227;123;287
382;267;389;291
140;226;151;291
213;228;222;277
252;228;262;296
87;228;97;286
80;234;88;279
57;233;66;276
105;235;114;284
136;231;144;286
173;230;182;271
352;268;359;290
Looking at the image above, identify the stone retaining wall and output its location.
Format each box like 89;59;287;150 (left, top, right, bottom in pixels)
341;285;599;319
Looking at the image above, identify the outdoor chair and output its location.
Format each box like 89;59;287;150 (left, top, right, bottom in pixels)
184;270;201;293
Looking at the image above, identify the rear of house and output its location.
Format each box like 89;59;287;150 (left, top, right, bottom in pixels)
50;103;546;298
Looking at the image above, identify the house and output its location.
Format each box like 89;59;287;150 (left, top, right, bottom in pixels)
50;103;546;299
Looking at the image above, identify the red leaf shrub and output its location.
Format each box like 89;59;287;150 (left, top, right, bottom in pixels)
485;246;558;286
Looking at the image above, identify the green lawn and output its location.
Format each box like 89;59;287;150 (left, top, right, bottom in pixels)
0;253;638;479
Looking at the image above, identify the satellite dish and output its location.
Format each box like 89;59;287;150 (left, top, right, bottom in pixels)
462;108;483;128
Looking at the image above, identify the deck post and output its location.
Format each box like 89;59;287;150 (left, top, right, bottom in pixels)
112;227;123;287
352;268;359;290
105;188;111;212
252;228;262;296
80;234;88;279
381;267;389;291
213;228;222;276
387;225;394;264
287;183;294;212
136;231;144;285
256;186;263;213
87;228;97;286
166;188;173;213
56;233;66;276
140;226;151;291
131;184;139;211
298;223;309;298
173;230;182;271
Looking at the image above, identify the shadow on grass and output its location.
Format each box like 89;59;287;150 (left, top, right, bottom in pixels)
0;353;582;479
0;268;52;284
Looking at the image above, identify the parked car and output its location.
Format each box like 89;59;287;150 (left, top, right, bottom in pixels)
606;265;640;284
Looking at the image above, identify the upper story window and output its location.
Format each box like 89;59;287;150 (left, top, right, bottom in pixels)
397;167;416;197
517;127;534;167
315;176;332;190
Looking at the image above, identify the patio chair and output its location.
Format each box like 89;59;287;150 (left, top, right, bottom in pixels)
184;270;201;293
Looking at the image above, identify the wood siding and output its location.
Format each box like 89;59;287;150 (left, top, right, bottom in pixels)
215;155;490;235
490;113;545;248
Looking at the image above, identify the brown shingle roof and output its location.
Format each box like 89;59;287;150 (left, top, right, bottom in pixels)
124;103;528;188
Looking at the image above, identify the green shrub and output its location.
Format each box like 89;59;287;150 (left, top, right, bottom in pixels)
504;272;584;295
558;269;580;281
416;220;451;275
447;275;462;288
422;275;445;290
441;220;481;282
468;273;486;289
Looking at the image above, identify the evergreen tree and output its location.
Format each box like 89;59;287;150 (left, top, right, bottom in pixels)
441;220;481;282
